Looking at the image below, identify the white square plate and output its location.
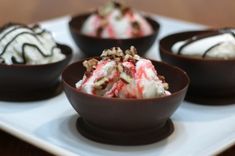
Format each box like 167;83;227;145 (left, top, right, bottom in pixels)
1;14;235;156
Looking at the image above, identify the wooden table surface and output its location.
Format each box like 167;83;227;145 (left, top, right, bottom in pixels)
1;0;235;155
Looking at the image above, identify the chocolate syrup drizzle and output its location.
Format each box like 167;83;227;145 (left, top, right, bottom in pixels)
0;23;56;64
177;28;235;58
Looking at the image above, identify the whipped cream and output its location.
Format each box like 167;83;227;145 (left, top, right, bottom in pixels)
0;23;65;65
172;29;235;59
81;1;153;39
76;46;170;99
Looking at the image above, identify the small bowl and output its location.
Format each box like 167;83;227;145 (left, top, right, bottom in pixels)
0;44;72;101
62;59;189;145
69;13;160;56
160;30;235;104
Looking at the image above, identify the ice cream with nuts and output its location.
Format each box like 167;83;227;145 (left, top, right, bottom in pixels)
76;46;170;99
0;23;65;65
81;1;153;39
172;28;235;59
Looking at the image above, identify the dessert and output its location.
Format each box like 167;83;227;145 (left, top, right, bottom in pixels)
0;23;65;65
76;46;170;99
172;28;235;59
81;1;153;39
63;45;189;145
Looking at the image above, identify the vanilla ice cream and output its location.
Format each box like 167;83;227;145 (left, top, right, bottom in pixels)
0;23;65;65
76;46;170;99
81;1;153;39
172;28;235;59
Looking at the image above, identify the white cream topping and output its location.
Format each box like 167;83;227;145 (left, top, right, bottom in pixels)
0;24;65;65
172;30;235;59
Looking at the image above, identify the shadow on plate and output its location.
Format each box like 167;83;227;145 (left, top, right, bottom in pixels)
35;114;182;155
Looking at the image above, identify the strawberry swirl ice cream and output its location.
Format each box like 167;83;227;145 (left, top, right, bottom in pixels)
81;1;153;39
76;46;170;99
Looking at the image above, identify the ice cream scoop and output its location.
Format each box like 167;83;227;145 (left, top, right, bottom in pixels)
76;46;170;99
0;23;65;65
81;1;153;39
172;28;235;59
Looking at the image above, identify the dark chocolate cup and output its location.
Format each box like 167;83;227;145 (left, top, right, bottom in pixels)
62;59;189;145
69;13;160;57
160;30;235;104
0;44;72;101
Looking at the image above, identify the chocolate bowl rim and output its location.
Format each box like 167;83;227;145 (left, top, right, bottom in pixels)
62;58;189;102
0;43;72;68
69;12;160;40
160;29;235;62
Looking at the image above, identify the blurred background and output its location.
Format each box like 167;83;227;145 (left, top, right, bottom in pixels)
0;0;234;27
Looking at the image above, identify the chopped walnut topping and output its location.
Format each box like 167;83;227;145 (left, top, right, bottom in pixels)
95;17;108;37
97;1;118;17
120;65;133;83
100;18;108;26
163;83;169;90
83;58;98;73
96;27;104;37
158;75;169;90
117;60;134;84
158;75;166;83
96;1;131;17
120;72;133;84
121;7;131;15
94;77;109;89
81;46;170;94
124;46;140;62
82;46;140;86
97;3;112;17
113;1;131;16
100;46;139;63
117;63;123;72
131;21;141;37
125;46;137;55
113;1;121;8
83;46;140;73
101;47;124;61
115;15;122;20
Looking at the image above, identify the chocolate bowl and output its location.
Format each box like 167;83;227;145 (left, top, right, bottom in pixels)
69;13;160;57
62;59;189;145
160;30;235;104
0;44;72;101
